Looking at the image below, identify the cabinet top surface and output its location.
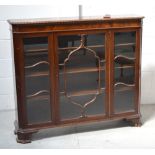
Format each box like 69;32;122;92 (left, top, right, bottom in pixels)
8;15;144;25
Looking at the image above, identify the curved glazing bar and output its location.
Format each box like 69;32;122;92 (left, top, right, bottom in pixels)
63;34;101;118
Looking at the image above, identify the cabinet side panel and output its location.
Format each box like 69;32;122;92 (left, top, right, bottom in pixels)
13;33;27;128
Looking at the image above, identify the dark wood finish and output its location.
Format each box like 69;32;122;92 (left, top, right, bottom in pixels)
9;16;144;143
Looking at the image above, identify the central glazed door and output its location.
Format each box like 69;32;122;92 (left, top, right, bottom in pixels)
55;31;108;123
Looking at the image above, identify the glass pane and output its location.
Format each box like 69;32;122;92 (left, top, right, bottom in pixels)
114;31;136;113
58;33;106;120
115;32;136;58
114;86;135;113
24;37;52;124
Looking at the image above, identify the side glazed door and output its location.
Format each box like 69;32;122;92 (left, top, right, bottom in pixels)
15;33;55;127
111;29;140;116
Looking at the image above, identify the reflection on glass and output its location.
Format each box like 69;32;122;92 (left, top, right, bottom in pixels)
58;33;106;120
114;86;135;113
24;37;52;124
114;32;136;113
115;32;136;58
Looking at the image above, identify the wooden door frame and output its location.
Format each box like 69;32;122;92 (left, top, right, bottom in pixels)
53;29;110;124
109;28;141;118
13;32;56;129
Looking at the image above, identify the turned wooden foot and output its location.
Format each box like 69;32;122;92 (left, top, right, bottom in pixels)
16;130;38;144
16;132;32;144
131;118;142;127
126;117;142;127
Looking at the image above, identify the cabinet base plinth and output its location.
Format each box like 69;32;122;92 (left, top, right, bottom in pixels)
14;115;142;143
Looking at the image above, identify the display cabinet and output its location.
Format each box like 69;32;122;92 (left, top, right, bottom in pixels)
8;15;144;143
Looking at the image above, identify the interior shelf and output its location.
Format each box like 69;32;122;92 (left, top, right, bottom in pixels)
25;44;105;55
25;71;49;77
58;45;105;51
25;51;48;56
115;42;135;47
59;83;134;98
25;48;48;53
59;66;105;74
25;67;102;78
114;65;134;69
24;44;48;56
60;87;105;97
25;65;135;78
24;42;135;55
24;44;48;51
27;94;50;101
114;85;135;92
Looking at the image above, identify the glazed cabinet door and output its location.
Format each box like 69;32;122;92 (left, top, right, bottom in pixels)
56;32;108;122
111;30;140;115
15;34;54;126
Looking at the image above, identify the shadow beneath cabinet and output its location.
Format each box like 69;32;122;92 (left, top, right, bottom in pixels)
32;104;155;141
141;104;155;124
32;119;129;141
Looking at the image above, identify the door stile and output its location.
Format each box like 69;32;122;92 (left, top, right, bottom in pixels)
135;29;141;115
110;29;139;116
48;33;57;124
108;30;115;116
105;30;111;117
52;33;60;124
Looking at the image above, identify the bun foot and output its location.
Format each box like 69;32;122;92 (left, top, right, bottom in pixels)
16;132;32;144
126;117;142;127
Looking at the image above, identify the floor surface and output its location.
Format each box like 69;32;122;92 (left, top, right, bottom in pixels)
0;104;155;149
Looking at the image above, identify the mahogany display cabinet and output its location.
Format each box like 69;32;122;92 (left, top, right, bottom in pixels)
8;15;144;143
